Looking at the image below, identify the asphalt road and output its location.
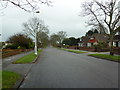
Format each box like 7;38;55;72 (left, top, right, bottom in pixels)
20;47;118;88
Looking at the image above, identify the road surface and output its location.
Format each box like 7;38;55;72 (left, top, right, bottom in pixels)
20;47;118;88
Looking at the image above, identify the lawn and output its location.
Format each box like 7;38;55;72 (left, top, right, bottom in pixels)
2;70;21;89
13;49;42;64
0;71;2;89
89;54;120;62
61;48;87;54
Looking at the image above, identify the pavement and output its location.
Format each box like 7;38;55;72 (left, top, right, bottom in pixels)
3;50;34;80
18;47;118;88
65;48;117;55
3;50;34;68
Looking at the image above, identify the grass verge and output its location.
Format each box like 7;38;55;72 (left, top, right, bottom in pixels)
13;49;42;64
60;48;86;54
0;71;2;89
2;70;21;89
89;54;120;62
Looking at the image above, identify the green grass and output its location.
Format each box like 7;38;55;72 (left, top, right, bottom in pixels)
89;54;120;62
61;48;86;54
0;71;2;89
2;70;21;89
13;49;42;64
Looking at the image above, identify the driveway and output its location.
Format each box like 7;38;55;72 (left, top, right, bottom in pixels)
20;47;118;88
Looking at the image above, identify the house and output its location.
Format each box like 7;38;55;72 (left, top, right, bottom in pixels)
87;37;98;47
88;33;109;47
113;35;120;47
113;2;120;47
78;36;89;47
78;33;109;47
111;31;120;47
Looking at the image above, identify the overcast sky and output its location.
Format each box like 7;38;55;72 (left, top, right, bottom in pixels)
1;0;91;41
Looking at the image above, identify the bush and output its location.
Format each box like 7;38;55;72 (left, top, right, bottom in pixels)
5;44;18;49
6;33;33;49
28;42;34;49
65;45;69;48
17;46;21;49
94;42;108;52
0;42;5;49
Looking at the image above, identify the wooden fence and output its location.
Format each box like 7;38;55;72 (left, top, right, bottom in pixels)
2;49;33;58
66;46;120;55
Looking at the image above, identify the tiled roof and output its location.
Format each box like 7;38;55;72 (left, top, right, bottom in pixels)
91;33;109;42
79;33;109;44
88;38;98;43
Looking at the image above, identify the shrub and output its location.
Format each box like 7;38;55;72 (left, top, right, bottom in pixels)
94;42;108;52
6;33;33;49
5;44;18;49
17;46;21;49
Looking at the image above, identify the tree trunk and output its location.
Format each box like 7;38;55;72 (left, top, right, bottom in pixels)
109;35;114;56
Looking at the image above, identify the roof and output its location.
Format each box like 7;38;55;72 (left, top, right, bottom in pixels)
88;38;98;43
81;36;89;43
91;33;109;42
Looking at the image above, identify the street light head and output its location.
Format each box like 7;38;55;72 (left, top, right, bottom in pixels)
36;11;40;13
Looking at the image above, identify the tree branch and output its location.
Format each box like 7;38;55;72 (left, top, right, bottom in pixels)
1;0;52;12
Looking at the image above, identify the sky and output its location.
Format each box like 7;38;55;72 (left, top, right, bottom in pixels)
1;0;91;41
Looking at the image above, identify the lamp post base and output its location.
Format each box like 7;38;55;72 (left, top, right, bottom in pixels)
34;46;37;55
34;52;37;55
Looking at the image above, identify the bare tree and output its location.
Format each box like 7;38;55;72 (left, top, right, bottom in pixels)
50;34;60;46
0;0;52;12
37;31;49;47
23;17;49;37
23;17;49;46
50;31;67;46
82;0;120;55
57;31;67;45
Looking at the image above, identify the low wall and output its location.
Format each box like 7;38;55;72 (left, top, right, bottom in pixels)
2;49;33;58
113;47;120;55
66;46;95;51
67;46;120;55
67;46;78;49
78;47;95;52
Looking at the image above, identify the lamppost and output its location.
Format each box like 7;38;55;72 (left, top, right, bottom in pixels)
34;30;37;55
33;11;40;55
